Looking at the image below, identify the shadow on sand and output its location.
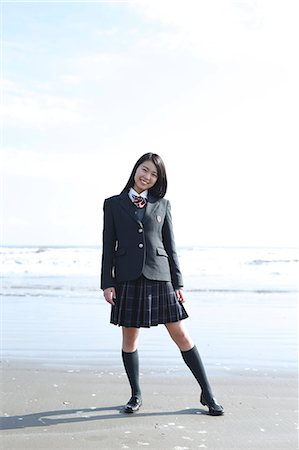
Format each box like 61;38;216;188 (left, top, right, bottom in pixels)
0;405;209;430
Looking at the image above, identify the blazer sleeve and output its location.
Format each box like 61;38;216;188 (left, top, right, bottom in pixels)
162;200;184;289
100;199;117;290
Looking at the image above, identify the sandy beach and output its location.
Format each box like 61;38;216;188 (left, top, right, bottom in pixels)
1;360;298;450
1;246;298;449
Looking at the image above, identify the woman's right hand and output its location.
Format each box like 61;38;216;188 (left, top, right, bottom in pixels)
103;287;116;305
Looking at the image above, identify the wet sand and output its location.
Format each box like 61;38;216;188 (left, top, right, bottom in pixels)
1;360;298;450
2;290;298;373
1;273;298;449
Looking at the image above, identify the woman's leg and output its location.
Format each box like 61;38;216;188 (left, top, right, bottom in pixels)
165;321;224;415
164;320;194;351
165;322;211;397
122;326;140;352
121;327;142;412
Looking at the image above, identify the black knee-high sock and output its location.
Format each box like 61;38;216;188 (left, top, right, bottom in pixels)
122;350;141;399
181;346;213;401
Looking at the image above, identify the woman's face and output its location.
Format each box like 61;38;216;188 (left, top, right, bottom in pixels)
133;160;158;194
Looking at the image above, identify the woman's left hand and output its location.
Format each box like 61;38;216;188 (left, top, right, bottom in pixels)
176;289;185;303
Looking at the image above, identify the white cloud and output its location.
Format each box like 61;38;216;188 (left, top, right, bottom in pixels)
2;147;135;193
63;52;131;84
2;1;298;247
2;80;86;129
4;217;30;227
132;0;299;64
2;148;97;180
94;27;119;38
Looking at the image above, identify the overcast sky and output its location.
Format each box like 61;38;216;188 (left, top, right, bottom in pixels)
1;0;298;247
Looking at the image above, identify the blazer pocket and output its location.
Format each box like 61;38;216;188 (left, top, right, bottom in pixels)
115;248;126;257
156;247;168;257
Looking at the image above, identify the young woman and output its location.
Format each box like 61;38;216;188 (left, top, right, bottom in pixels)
101;153;224;416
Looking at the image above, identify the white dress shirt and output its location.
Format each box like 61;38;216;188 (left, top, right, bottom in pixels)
128;187;148;203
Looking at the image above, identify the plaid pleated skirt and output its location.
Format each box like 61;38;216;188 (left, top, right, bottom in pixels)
110;275;189;328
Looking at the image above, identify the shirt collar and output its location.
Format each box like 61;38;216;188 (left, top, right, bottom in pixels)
128;187;148;202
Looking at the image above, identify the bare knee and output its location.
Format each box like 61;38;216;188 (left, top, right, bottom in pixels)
122;327;140;352
165;322;194;351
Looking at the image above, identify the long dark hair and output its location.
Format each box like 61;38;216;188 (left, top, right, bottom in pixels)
121;153;167;198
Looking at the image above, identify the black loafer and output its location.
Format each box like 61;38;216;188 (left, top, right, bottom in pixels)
124;396;142;413
200;393;224;416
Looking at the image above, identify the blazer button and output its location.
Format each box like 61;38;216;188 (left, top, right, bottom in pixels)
138;228;143;233
138;243;144;248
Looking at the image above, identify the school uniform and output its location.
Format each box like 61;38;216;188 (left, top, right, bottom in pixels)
101;189;188;328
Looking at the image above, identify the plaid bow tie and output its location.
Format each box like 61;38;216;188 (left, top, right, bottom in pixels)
132;195;147;208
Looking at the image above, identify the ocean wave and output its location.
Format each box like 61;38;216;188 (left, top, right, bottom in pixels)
1;247;298;291
2;284;296;297
248;259;299;265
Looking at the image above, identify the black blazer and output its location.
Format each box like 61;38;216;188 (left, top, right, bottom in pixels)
100;191;183;290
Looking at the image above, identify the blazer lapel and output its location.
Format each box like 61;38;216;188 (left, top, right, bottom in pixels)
118;191;141;224
143;194;160;223
118;192;160;225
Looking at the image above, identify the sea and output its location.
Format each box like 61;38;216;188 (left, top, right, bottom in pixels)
1;246;298;375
